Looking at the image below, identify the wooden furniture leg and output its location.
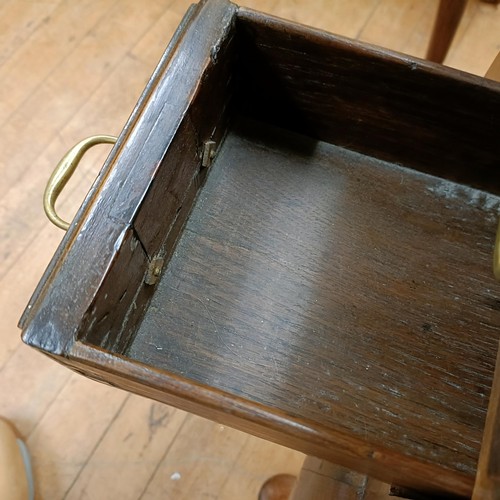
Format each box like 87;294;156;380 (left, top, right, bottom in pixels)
259;457;398;500
259;474;297;500
426;0;467;63
427;0;500;64
289;457;392;500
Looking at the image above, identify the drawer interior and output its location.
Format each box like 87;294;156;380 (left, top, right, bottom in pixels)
126;116;500;481
20;1;500;495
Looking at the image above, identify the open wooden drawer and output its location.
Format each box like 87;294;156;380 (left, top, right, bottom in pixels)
19;0;500;496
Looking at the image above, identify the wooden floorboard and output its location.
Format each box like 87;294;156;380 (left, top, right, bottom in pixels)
1;0;498;498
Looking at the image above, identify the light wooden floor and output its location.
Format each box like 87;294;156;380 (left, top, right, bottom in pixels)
0;0;498;498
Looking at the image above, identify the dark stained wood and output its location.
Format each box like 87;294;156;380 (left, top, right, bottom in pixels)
80;114;203;353
426;0;467;64
58;340;476;497
132;9;239;260
235;8;500;195
78;227;152;352
20;0;238;353
125;119;500;495
17;1;199;333
18;1;500;498
89;11;239;353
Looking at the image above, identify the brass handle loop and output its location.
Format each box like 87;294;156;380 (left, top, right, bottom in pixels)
43;135;117;230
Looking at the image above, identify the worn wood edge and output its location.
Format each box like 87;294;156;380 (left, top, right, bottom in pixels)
20;0;237;355
17;1;205;332
20;220;130;354
57;341;473;497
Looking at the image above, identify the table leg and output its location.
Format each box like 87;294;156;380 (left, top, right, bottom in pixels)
426;0;467;63
259;457;400;500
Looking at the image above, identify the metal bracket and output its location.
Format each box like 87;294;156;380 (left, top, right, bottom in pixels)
201;140;216;168
145;257;164;286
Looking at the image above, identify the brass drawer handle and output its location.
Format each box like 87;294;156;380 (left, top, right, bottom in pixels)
43;135;117;230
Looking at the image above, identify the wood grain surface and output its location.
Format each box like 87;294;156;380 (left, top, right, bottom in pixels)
236;9;500;194
19;0;500;496
20;0;237;353
127;118;500;494
3;0;500;499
